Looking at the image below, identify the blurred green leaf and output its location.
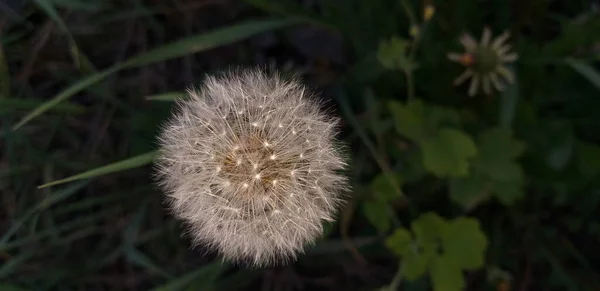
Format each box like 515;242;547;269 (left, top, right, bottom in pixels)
12;19;292;130
450;128;525;208
421;129;477;178
389;100;427;141
566;58;600;91
363;200;391;234
377;36;417;71
430;255;465;291
440;217;487;270
371;172;403;201
386;228;413;256
37;151;157;188
577;141;600;177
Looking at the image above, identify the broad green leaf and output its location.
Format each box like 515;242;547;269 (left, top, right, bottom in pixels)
449;175;488;209
385;228;413;256
451;128;526;208
151;261;228;291
403;251;429;280
421;129;477;177
430;255;465;291
146;91;187;101
363;200;391;234
371;172;403;201
38;151;157;188
440;217;487;270
577;141;600;177
386;228;428;280
13;19;292;130
476;128;525;162
566;58;600;91
491;180;524;205
411;212;446;253
377;36;416;71
389;100;426;141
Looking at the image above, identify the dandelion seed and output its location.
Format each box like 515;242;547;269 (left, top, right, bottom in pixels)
447;27;518;96
155;68;349;267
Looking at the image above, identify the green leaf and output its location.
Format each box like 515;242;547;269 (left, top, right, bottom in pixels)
371;172;403;201
440;217;487;270
577;141;600;177
430;255;465;291
37;151;157;188
403;251;429;280
389;100;426;141
13;19;292;130
385;228;413;256
411;212;446;254
385;228;428;280
566;58;600;91
363;200;391;234
491;180;524;205
377;36;416;71
421;129;477;177
449;175;488;209
151;261;228;291
450;128;526;208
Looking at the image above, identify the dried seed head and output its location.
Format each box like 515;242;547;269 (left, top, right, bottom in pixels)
155;68;349;267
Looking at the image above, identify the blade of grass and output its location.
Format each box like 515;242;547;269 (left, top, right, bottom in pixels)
499;65;519;128
12;19;293;130
0;180;89;244
125;246;172;279
151;261;229;291
566;58;600;91
0;98;86;115
0;27;9;99
33;0;96;72
37;150;157;188
145;91;186;101
0;252;36;279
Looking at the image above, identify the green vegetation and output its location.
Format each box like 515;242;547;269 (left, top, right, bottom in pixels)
1;0;599;290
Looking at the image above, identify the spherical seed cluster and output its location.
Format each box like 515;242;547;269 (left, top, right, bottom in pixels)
155;69;349;267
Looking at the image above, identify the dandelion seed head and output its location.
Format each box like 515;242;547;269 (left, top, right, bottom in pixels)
155;68;349;267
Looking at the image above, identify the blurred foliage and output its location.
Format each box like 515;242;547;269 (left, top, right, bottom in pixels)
1;0;600;290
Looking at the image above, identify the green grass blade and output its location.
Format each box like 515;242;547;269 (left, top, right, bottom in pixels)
0;253;36;279
37;151;157;189
0;98;86;115
125;246;172;279
123;19;291;67
0;181;89;244
151;261;229;291
12;67;119;130
145;91;186;101
566;58;600;91
0;38;8;99
33;0;96;72
499;66;519;128
12;19;293;130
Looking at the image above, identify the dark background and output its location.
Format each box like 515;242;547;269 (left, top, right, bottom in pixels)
1;0;600;290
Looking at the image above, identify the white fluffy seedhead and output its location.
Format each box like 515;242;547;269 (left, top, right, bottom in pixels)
155;68;349;267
